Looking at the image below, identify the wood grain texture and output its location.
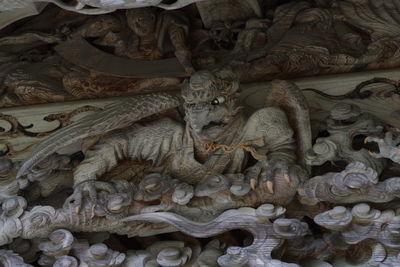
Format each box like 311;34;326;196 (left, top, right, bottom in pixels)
2;67;399;161
241;68;400;128
55;37;187;78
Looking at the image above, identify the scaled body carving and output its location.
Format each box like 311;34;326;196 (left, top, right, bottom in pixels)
19;71;308;211
0;71;311;265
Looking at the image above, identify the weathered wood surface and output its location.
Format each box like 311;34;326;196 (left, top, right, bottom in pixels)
242;68;400;128
0;98;118;160
196;0;262;28
1;68;399;160
0;2;46;29
55;37;187;78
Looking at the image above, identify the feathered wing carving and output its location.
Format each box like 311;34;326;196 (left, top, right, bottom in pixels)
263;80;312;170
17;92;181;178
339;0;400;41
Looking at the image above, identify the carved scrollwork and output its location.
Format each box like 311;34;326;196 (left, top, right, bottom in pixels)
0;105;103;158
299;161;400;205
172;183;194;205
76;243;126;267
53;255;79;267
134;173;173;202
122;205;309;266
1;4;400;262
0;106;102;139
38;229;74;258
0;249;32;267
0;197;26;246
305;103;386;173
315;203;400;248
303;77;400;100
43;105;103;129
194;174;230;198
196;240;224;267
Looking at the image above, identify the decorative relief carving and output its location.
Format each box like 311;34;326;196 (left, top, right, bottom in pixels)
0;106;102;138
1;1;400;266
304;102;386;173
3;0;400;107
0;66;398;264
298;161;400;205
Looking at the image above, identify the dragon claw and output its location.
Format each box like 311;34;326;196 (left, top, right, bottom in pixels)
250;178;258;191
284;173;291;183
90;204;96;219
266;180;274;194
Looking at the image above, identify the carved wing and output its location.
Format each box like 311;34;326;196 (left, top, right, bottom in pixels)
263;80;312;170
17;92;181;178
339;0;400;41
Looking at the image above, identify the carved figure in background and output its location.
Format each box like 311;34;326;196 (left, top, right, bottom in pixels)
230;1;364;80
315;203;400;249
0;159;27;203
18;71;310;212
0;8;193;73
0;7;194;105
78;8;194;73
122;8;194;74
3;0;400;106
231;18;270;59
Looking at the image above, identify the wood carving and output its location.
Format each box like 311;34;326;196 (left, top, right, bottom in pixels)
31;0;208;14
2;0;400;106
0;1;400;266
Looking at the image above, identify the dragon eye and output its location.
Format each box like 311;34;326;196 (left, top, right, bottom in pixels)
210;96;225;105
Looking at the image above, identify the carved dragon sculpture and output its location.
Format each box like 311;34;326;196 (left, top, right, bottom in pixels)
18;70;311;213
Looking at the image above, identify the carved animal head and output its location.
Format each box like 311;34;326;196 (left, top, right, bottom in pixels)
126;8;157;37
182;70;241;141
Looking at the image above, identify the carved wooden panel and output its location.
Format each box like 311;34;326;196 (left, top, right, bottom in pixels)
1;2;400;266
242;68;400;128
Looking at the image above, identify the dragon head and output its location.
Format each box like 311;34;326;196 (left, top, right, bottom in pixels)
182;71;241;141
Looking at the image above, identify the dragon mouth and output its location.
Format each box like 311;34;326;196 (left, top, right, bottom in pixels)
363;136;381;155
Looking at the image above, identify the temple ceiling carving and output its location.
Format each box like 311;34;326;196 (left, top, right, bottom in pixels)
0;0;400;266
